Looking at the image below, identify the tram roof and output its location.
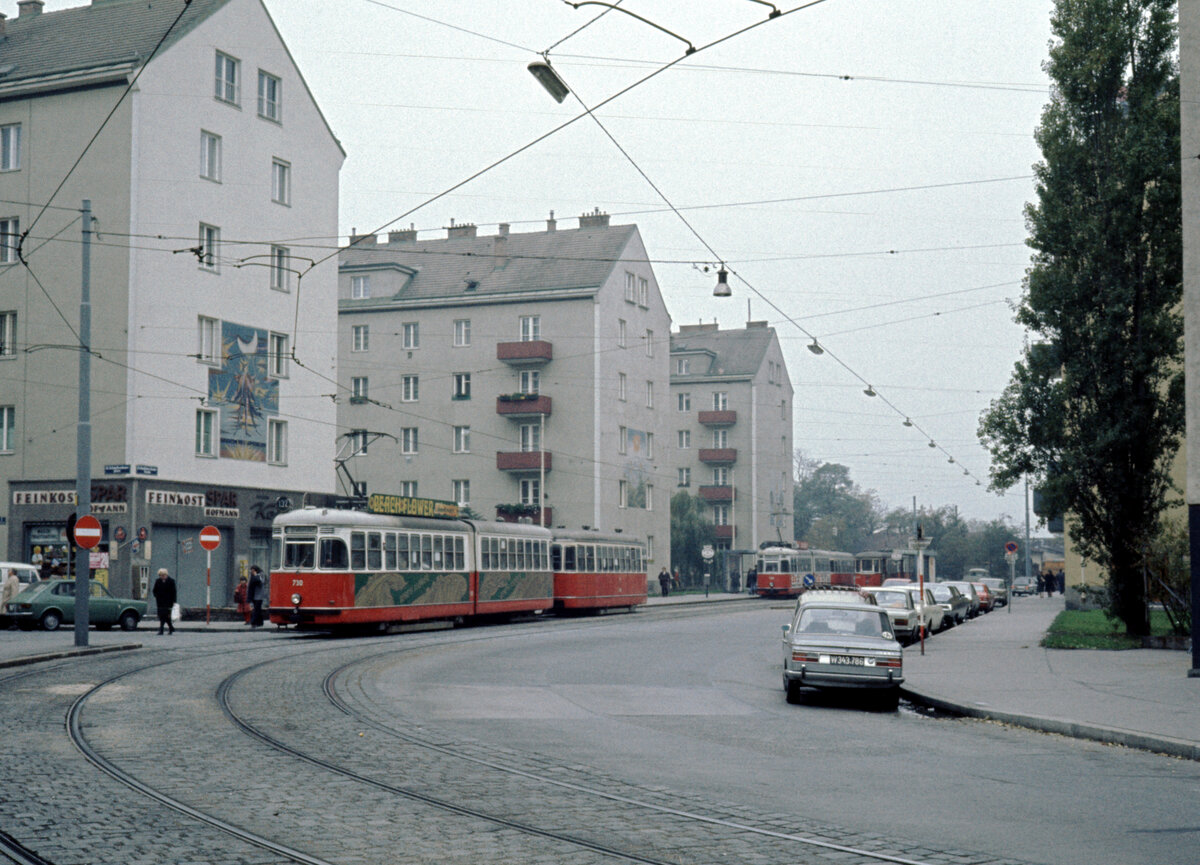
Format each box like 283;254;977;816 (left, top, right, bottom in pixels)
550;530;645;546
272;507;471;533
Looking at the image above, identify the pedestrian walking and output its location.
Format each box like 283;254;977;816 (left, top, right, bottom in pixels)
658;567;670;598
1;569;19;628
234;575;249;624
1056;569;1065;596
152;568;177;635
747;567;758;595
248;565;266;628
1036;571;1046;597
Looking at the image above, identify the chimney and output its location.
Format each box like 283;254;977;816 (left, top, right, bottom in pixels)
17;0;43;17
498;223;510;236
388;224;417;243
348;229;376;247
0;13;7;36
446;220;477;238
546;210;556;232
746;320;768;329
492;231;507;270
578;207;610;228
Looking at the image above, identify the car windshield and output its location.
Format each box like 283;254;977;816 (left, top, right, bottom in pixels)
872;590;909;608
797;607;885;637
928;585;953;601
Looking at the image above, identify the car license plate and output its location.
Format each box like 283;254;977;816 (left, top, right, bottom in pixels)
820;654;870;666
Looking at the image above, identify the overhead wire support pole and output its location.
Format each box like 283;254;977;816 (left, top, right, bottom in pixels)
74;200;93;648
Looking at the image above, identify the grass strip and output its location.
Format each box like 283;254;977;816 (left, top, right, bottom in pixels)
1042;609;1175;649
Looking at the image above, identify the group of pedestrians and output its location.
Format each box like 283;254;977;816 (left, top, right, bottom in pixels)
151;564;267;632
1037;568;1065;597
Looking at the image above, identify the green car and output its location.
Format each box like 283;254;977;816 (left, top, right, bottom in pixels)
4;579;147;631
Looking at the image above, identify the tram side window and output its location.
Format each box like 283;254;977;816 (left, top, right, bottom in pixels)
384;533;397;570
271;535;282;570
551;544;562;571
433;535;444;568
397;533;410;570
285;540;315;569
421;534;433;569
584;545;596;572
368;532;382;571
539;541;548;570
350;532;366;570
563;545;576;571
453;536;465;570
319;538;347;570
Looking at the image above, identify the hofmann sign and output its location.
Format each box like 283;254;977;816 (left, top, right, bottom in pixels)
368;494;460;519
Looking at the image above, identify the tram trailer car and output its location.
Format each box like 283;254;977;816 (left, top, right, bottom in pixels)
549;530;648;613
854;549;936;587
269;508;554;631
755;545;856;597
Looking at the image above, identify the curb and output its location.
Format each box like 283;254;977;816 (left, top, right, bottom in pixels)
901;686;1200;762
0;642;141;670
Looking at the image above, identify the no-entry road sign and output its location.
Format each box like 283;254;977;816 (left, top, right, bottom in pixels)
74;515;102;550
199;525;221;551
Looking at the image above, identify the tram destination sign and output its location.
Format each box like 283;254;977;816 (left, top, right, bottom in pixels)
368;494;460;520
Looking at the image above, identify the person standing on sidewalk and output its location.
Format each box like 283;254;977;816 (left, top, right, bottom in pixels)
658;567;671;597
233;575;249;625
152;568;176;635
248;565;266;628
1;569;19;628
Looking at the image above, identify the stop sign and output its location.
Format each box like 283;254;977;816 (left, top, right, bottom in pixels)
74;514;102;550
199;525;221;551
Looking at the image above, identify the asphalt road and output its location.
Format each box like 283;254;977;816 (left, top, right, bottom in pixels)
1;605;1196;865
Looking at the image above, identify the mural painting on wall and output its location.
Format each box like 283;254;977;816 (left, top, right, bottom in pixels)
624;427;650;509
208;321;279;461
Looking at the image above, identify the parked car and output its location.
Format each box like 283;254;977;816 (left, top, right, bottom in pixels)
941;581;981;618
881;577;913;587
863;587;921;643
980;577;1008;607
796;584;876;606
971;582;995;613
1011;575;1036;596
781;601;903;707
900;585;945;633
5;579;146;631
0;562;41;593
927;583;970;625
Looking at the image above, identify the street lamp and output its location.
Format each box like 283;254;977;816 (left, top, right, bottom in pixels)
528;59;570;103
713;265;731;297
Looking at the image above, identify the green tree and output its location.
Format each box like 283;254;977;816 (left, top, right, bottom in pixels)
979;0;1181;634
670;491;714;587
793;459;880;553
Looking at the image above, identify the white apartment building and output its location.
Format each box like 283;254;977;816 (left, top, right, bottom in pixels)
338;212;672;580
670;322;794;586
0;0;343;604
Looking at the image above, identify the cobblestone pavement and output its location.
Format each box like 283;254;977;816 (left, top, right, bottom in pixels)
0;616;1050;865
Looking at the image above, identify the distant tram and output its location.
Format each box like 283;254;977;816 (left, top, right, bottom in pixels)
550;530;648;613
754;544;856;597
854;548;937;586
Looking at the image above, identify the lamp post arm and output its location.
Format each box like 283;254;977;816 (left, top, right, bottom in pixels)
565;2;696;53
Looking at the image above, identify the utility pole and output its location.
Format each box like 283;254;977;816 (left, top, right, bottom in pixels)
73;200;92;647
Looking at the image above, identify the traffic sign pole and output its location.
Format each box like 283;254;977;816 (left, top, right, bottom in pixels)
199;526;221;625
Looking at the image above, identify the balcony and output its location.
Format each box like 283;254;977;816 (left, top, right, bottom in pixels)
713;525;734;540
698;485;735;503
698;410;736;426
495;505;553;526
698;448;737;464
497;340;553;366
496;451;552;473
496;394;552;418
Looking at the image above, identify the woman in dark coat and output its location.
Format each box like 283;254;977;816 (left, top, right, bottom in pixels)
152;568;176;635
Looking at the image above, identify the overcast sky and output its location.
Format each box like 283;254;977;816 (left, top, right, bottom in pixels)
36;0;1058;527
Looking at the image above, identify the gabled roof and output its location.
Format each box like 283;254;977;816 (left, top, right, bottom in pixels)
0;0;232;87
670;323;776;379
340;223;641;305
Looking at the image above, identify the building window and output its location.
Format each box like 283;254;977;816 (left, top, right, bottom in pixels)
645;329;654;357
677;358;690;375
268;331;288;377
618;319;626;348
713;391;728;410
639;276;649;307
257;70;282;121
713;466;729;485
625;271;636;303
0;311;15;357
453;373;470;399
520;478;540;507
645;381;654;409
271;159;291;205
677;467;691;487
267;419;287;465
200;131;220;181
453;426;470;453
767;361;775;384
520;423;541;452
781;399;787;420
352;324;369;352
0;405;14;452
519;370;539;395
713;504;730;526
400;481;418;497
215;51;240;105
453;479;470;506
618;373;626;401
402;322;419;349
646;433;654;459
402;375;419;402
520;315;540;342
454;319;470;346
0;217;17;264
713;429;728;448
198;316;219;364
0;123;20;172
619;479;628;508
646;484;653;511
646;535;654;562
352;376;368;400
401;427;418;454
351;275;370;299
270;245;290;291
677;429;690;449
198;223;219;271
351;429;369;455
618;426;627;454
677;392;690;412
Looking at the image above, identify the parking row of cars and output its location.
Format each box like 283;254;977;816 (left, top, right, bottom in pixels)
780;575;1011;708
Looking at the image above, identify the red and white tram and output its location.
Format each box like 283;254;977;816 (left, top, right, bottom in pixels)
854;548;936;587
754;544;856;597
549;531;648;613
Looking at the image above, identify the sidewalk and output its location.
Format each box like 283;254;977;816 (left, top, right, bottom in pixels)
900;595;1200;760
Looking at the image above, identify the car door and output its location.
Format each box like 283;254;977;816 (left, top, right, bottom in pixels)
51;581;77;623
88;581;119;626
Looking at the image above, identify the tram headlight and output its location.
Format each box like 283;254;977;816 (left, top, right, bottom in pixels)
290;592;302;606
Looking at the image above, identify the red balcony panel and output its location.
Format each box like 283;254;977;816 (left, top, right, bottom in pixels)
698;485;735;502
496;451;552;472
698;410;737;426
496;395;552;417
713;525;734;540
698;448;737;464
495;507;552;525
497;340;553;365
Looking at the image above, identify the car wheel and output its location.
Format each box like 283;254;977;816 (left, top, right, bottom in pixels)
119;611;139;631
40;610;61;631
785;678;803;705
